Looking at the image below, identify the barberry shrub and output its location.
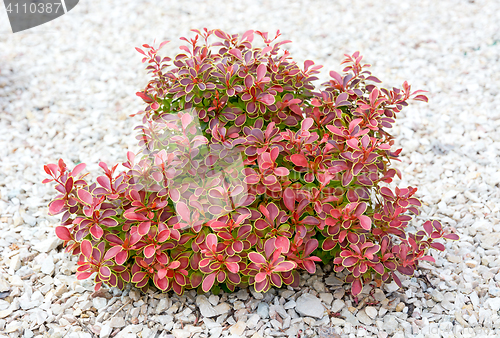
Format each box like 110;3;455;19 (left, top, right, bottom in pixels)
44;29;459;297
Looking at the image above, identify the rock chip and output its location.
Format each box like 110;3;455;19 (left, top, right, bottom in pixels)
236;288;249;300
246;314;260;329
372;289;387;302
34;237;63;253
485;297;500;312
208;295;219;306
54;283;68;297
295;293;324;318
431;289;444;302
100;324;112;338
9;255;21;272
325;275;344;286
171;329;190;338
249;286;264;300
230;320;247;336
383;315;399;333
156;298;168;313
331;299;345;313
129;290;140;301
41;255;55;275
0;309;13;319
108;317;126;328
256;302;269;319
384;281;400;293
356;309;373;325
480;233;500;249
196;295;217;318
312;280;326;293
365;306;377;319
319;292;333;305
93;297;107;310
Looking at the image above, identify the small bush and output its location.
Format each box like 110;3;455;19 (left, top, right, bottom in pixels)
44;29;459;296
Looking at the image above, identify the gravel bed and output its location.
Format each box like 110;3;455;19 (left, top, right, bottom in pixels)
1;0;500;337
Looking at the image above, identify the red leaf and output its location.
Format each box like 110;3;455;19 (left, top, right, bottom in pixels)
259;94;275;105
136;91;153;103
81;240;92;259
76;271;93;280
290;154;308;167
116;251;128;265
104;246;121;261
256;63;266;81
132;272;147;283
144;244;156;258
77;189;93;205
55;226;72;241
228;48;242;59
124;211;149;221
283;188;295;212
206;233;217;251
271;273;282;287
358;215;372;230
138;221;151;236
99;266;111;279
303;260;316;274
202;273;216;292
159;40;170;49
351;278;363;296
443;233;459;241
71;163;86;176
181;113;193;130
49;199;65;215
90;225;104;240
175;202;191;222
248;252;266;264
343;256;359;267
274;261;295;272
255;272;267;283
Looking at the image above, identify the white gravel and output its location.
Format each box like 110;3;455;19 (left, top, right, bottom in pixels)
1;0;500;337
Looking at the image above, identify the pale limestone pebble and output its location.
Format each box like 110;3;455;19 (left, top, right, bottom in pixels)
395;302;405;312
208;295;219;306
33;237;63;253
280;290;295;299
384;281;400;293
295;294;324;318
233;300;245;310
249;286;264;300
318;292;333;305
156;298;169;313
230;320;247;336
9;254;21;273
357;309;373;325
128;289;140;302
365;306;378;319
235;288;249;300
93;297;107;310
0;277;9;292
284;300;296;309
431;289;444;302
256;302;269;319
246;314;260;329
312;280;326;293
325;275;344;287
331;299;345;313
333;288;345;299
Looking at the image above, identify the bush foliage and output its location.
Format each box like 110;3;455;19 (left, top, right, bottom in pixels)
44;29;459;296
